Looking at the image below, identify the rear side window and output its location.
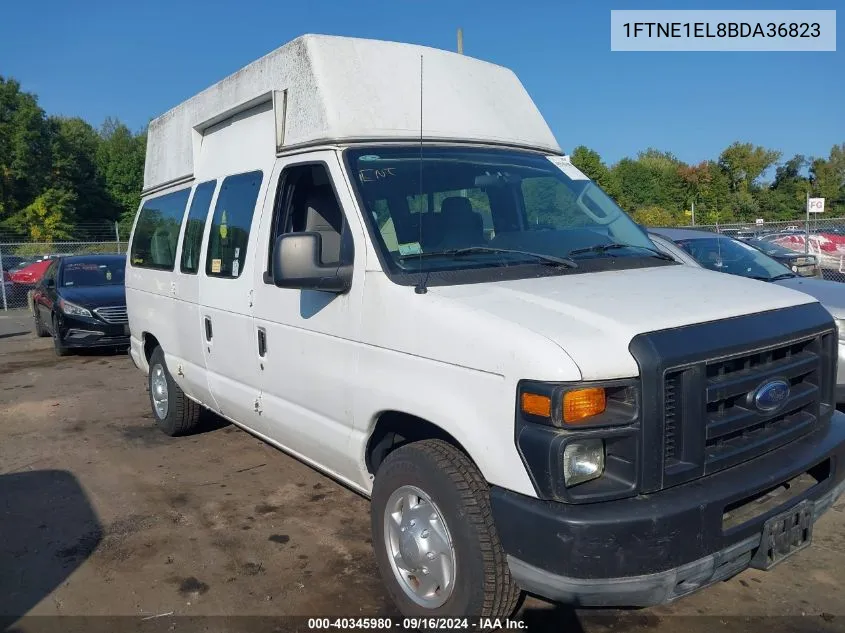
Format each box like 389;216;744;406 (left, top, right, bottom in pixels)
180;181;217;274
206;171;263;278
131;188;191;270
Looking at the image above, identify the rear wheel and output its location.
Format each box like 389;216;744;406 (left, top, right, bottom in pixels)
371;439;520;620
148;346;201;436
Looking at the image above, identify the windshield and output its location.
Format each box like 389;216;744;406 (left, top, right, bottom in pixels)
61;258;126;287
674;237;794;281
346;147;659;276
746;238;800;258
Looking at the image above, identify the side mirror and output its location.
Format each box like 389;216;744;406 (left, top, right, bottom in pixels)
271;232;352;293
43;278;55;288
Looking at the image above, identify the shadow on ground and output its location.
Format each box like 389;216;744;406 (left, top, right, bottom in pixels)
0;470;102;630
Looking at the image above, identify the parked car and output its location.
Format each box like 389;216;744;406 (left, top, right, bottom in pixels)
650;228;845;404
744;238;822;278
31;254;129;356
127;35;844;618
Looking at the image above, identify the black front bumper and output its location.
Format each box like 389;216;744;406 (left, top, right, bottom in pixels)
492;412;845;607
57;313;129;349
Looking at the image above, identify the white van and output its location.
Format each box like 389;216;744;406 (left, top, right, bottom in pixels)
127;35;845;618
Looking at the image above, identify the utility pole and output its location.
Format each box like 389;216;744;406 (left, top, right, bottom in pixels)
457;28;463;54
691;200;695;226
805;188;810;255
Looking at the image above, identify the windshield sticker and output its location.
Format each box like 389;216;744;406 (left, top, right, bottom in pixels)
546;155;589;181
398;242;422;256
210;258;222;274
232;259;240;277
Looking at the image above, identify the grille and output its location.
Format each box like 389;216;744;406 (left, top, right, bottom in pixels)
664;373;681;464
94;305;128;325
662;333;831;486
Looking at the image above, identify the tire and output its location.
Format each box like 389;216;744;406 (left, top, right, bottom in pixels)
52;314;70;356
148;346;201;436
33;310;49;337
371;439;520;621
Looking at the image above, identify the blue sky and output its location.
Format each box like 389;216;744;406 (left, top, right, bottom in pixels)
1;0;842;171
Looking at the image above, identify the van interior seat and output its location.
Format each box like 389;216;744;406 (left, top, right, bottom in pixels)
303;185;343;264
439;197;484;247
150;228;175;267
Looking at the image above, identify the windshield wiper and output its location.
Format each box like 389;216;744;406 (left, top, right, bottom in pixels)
568;243;676;261
398;246;578;268
769;273;797;281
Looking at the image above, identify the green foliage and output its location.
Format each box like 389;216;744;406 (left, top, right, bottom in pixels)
0;76;146;240
573;141;843;226
631;205;677;227
2;187;76;241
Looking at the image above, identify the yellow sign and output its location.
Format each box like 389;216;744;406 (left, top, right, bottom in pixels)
220;210;228;239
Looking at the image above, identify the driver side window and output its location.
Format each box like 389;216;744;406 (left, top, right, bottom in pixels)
266;163;351;279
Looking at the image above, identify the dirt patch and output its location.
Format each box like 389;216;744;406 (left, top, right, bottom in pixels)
2;330;845;626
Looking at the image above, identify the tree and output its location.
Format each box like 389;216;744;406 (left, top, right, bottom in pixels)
50;116;115;228
631;205;677;227
718;142;781;193
570;145;619;197
2;188;76;241
0;77;52;222
97;118;146;229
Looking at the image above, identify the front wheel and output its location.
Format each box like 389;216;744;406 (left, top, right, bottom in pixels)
52;314;70;356
148;346;201;436
33;310;49;337
371;439;520;620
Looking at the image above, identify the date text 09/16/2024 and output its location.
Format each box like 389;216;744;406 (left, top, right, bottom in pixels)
307;618;528;630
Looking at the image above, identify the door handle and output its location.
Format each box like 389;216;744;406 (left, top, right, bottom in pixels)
257;327;267;357
204;317;213;341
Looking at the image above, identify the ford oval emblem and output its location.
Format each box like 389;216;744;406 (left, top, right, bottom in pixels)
754;379;791;412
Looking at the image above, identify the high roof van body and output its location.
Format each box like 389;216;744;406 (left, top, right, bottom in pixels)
127;35;845;618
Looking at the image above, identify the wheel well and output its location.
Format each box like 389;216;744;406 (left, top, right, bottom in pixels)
365;411;473;475
143;333;160;362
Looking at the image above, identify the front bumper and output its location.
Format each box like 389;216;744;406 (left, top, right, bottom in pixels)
492;412;845;607
56;313;129;349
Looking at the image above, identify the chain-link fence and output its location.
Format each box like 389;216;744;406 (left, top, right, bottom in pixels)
1;222;128;311
674;216;845;283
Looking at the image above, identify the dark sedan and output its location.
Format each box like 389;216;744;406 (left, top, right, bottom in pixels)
31;254;129;356
744;238;822;278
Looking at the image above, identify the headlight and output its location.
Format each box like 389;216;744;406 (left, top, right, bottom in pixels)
59;299;92;318
563;440;605;487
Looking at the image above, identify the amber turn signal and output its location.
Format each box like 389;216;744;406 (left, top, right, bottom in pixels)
563;388;606;423
521;392;552;418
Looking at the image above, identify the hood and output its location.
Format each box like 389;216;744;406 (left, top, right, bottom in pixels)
59;284;126;309
431;265;817;380
774;276;845;317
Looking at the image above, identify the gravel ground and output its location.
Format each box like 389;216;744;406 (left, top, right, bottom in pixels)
1;311;844;633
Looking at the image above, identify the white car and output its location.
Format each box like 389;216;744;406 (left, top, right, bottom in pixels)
126;35;845;618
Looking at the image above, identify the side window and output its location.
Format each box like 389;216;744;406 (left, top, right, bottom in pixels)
180;180;217;274
130;188;192;270
43;261;58;286
205;171;263;278
267;163;349;276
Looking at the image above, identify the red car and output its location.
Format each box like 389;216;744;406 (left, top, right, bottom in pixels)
10;259;54;302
